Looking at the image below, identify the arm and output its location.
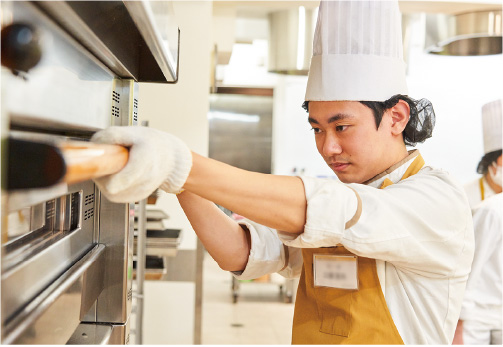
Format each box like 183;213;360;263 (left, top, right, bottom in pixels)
452;320;464;344
280;173;473;277
90;127;307;273
177;190;304;277
176;190;250;271
90;126;307;234
183;152;307;234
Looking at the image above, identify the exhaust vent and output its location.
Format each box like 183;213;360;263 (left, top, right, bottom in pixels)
268;7;317;75
425;9;502;56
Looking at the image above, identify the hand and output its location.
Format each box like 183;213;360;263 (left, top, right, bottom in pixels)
91;126;192;203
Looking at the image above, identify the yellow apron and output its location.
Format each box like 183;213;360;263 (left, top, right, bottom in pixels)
292;155;425;345
479;177;485;201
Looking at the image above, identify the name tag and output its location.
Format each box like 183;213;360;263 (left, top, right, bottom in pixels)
313;254;359;290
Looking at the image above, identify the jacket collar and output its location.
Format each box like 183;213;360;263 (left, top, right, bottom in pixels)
363;150;421;188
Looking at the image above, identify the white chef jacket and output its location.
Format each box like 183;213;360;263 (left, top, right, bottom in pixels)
460;194;502;329
464;176;497;210
234;150;474;345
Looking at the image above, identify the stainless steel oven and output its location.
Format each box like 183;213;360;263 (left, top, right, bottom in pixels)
1;1;179;344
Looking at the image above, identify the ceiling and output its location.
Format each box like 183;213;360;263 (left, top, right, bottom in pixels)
213;0;502;17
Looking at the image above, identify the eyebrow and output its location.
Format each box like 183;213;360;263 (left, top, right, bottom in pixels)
308;113;354;125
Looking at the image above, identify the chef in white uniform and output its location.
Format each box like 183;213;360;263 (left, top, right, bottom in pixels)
90;1;474;344
453;194;502;345
453;100;502;345
464;100;502;209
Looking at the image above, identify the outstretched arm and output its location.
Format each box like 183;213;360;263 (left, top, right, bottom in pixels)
183;153;307;234
91;126;308;234
177;190;251;272
91;126;308;272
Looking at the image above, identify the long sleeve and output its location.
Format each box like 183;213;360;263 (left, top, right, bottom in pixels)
232;219;303;280
279;167;474;278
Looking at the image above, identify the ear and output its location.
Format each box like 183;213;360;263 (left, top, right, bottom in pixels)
388;99;410;136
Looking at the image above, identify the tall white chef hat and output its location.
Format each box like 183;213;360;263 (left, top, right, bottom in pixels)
305;0;408;102
481;99;502;154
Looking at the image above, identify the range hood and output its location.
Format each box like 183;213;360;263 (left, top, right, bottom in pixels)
425;9;502;56
268;6;317;75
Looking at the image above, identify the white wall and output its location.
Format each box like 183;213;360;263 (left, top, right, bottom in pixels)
272;75;335;178
408;52;503;185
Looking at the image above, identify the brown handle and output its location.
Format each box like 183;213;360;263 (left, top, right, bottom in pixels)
59;141;129;185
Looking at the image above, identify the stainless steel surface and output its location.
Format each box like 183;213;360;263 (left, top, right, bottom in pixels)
67;322;113;345
2;1;144;343
2;181;97;325
2;244;105;345
36;0;179;83
87;196;134;324
135;199;147;344
133;227;181;258
3;1;115;131
82;81;137;327
134;208;169;221
67;320;130;345
112;79;140;127
194;239;205;345
209;92;273;174
123;1;179;82
425;10;502;55
35;1;134;79
109;321;130;345
268;7;317;75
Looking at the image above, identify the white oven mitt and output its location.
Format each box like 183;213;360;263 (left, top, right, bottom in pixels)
91;126;192;203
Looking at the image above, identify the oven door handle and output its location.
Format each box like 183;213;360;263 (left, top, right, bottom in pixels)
7;137;128;190
60;140;129;185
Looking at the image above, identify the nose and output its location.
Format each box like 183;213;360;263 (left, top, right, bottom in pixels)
320;131;342;158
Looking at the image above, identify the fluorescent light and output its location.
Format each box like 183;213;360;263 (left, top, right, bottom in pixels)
208;111;260;123
297;6;306;70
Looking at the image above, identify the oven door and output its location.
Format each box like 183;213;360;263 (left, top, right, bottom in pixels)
1;1;139;344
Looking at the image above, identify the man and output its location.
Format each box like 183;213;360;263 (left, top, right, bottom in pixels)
91;1;474;344
464;100;502;209
453;100;502;344
453;194;502;345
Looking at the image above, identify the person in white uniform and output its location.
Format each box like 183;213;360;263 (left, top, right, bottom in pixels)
90;1;474;344
453;100;502;344
453;194;502;345
464;100;502;209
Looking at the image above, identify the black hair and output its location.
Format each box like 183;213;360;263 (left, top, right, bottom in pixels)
302;94;436;147
477;149;502;174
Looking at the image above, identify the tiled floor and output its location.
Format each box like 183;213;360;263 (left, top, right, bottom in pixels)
201;255;296;345
131;253;296;345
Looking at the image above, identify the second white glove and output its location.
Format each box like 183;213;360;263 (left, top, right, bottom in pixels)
91;126;192;203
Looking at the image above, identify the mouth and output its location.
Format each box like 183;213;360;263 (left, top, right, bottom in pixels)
330;162;350;172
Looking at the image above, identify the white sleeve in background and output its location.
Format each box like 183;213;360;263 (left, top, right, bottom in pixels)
231;219;303;281
280;169;473;278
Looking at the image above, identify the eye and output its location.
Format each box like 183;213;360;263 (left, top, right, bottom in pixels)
311;127;322;134
336;125;348;132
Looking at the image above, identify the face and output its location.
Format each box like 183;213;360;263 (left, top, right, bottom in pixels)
496;155;502;167
308;101;395;183
489;155;503;174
